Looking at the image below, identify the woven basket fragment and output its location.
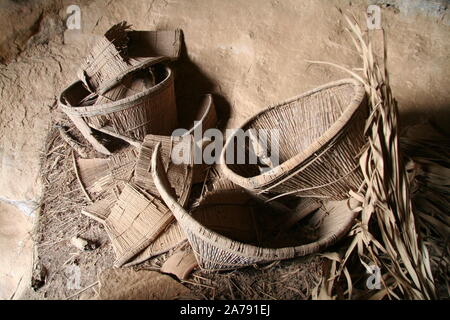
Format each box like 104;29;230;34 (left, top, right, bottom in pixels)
105;183;175;267
134;134;194;207
123;221;186;267
82;194;186;267
77;22;132;92
76;147;138;195
81;193;118;223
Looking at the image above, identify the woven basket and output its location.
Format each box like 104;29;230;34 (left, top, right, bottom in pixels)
59;58;178;154
220;79;368;201
152;143;357;270
177;94;217;136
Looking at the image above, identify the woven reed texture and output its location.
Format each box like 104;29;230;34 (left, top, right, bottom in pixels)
134;134;193;207
81;193;117;223
77;144;185;267
82;194;186;267
220;79;368;200
77;22;131;92
105;183;175;267
207;178;241;194
123;221;186;267
76;147;138;195
61;62;178;143
152;143;358;270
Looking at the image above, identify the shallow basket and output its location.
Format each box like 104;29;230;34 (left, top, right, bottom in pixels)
59;59;178;154
220;79;368;200
152;143;357;271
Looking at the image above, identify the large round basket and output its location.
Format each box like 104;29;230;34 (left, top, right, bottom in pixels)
59;58;178;151
220;79;368;201
152;143;357;271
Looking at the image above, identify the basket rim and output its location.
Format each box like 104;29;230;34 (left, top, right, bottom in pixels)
184;94;214;136
219;78;366;191
152;143;357;265
59;64;173;117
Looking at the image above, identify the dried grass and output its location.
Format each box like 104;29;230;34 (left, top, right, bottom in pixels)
311;13;438;300
185;256;323;300
27;113;115;300
402;136;450;298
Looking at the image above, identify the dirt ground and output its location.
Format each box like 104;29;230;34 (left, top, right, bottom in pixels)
0;0;449;299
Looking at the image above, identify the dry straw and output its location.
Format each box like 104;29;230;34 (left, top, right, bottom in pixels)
311;14;437;300
402;135;450;298
220;79;368;200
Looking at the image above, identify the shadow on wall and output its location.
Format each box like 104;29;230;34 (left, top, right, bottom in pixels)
401;103;450;138
173;31;232;132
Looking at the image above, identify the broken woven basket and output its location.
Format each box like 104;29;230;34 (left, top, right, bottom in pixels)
220;79;368;200
59;57;178;154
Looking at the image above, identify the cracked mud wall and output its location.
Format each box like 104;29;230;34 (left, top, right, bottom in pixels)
0;0;448;299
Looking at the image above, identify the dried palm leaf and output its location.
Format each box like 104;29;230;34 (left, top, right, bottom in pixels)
312;14;437;300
